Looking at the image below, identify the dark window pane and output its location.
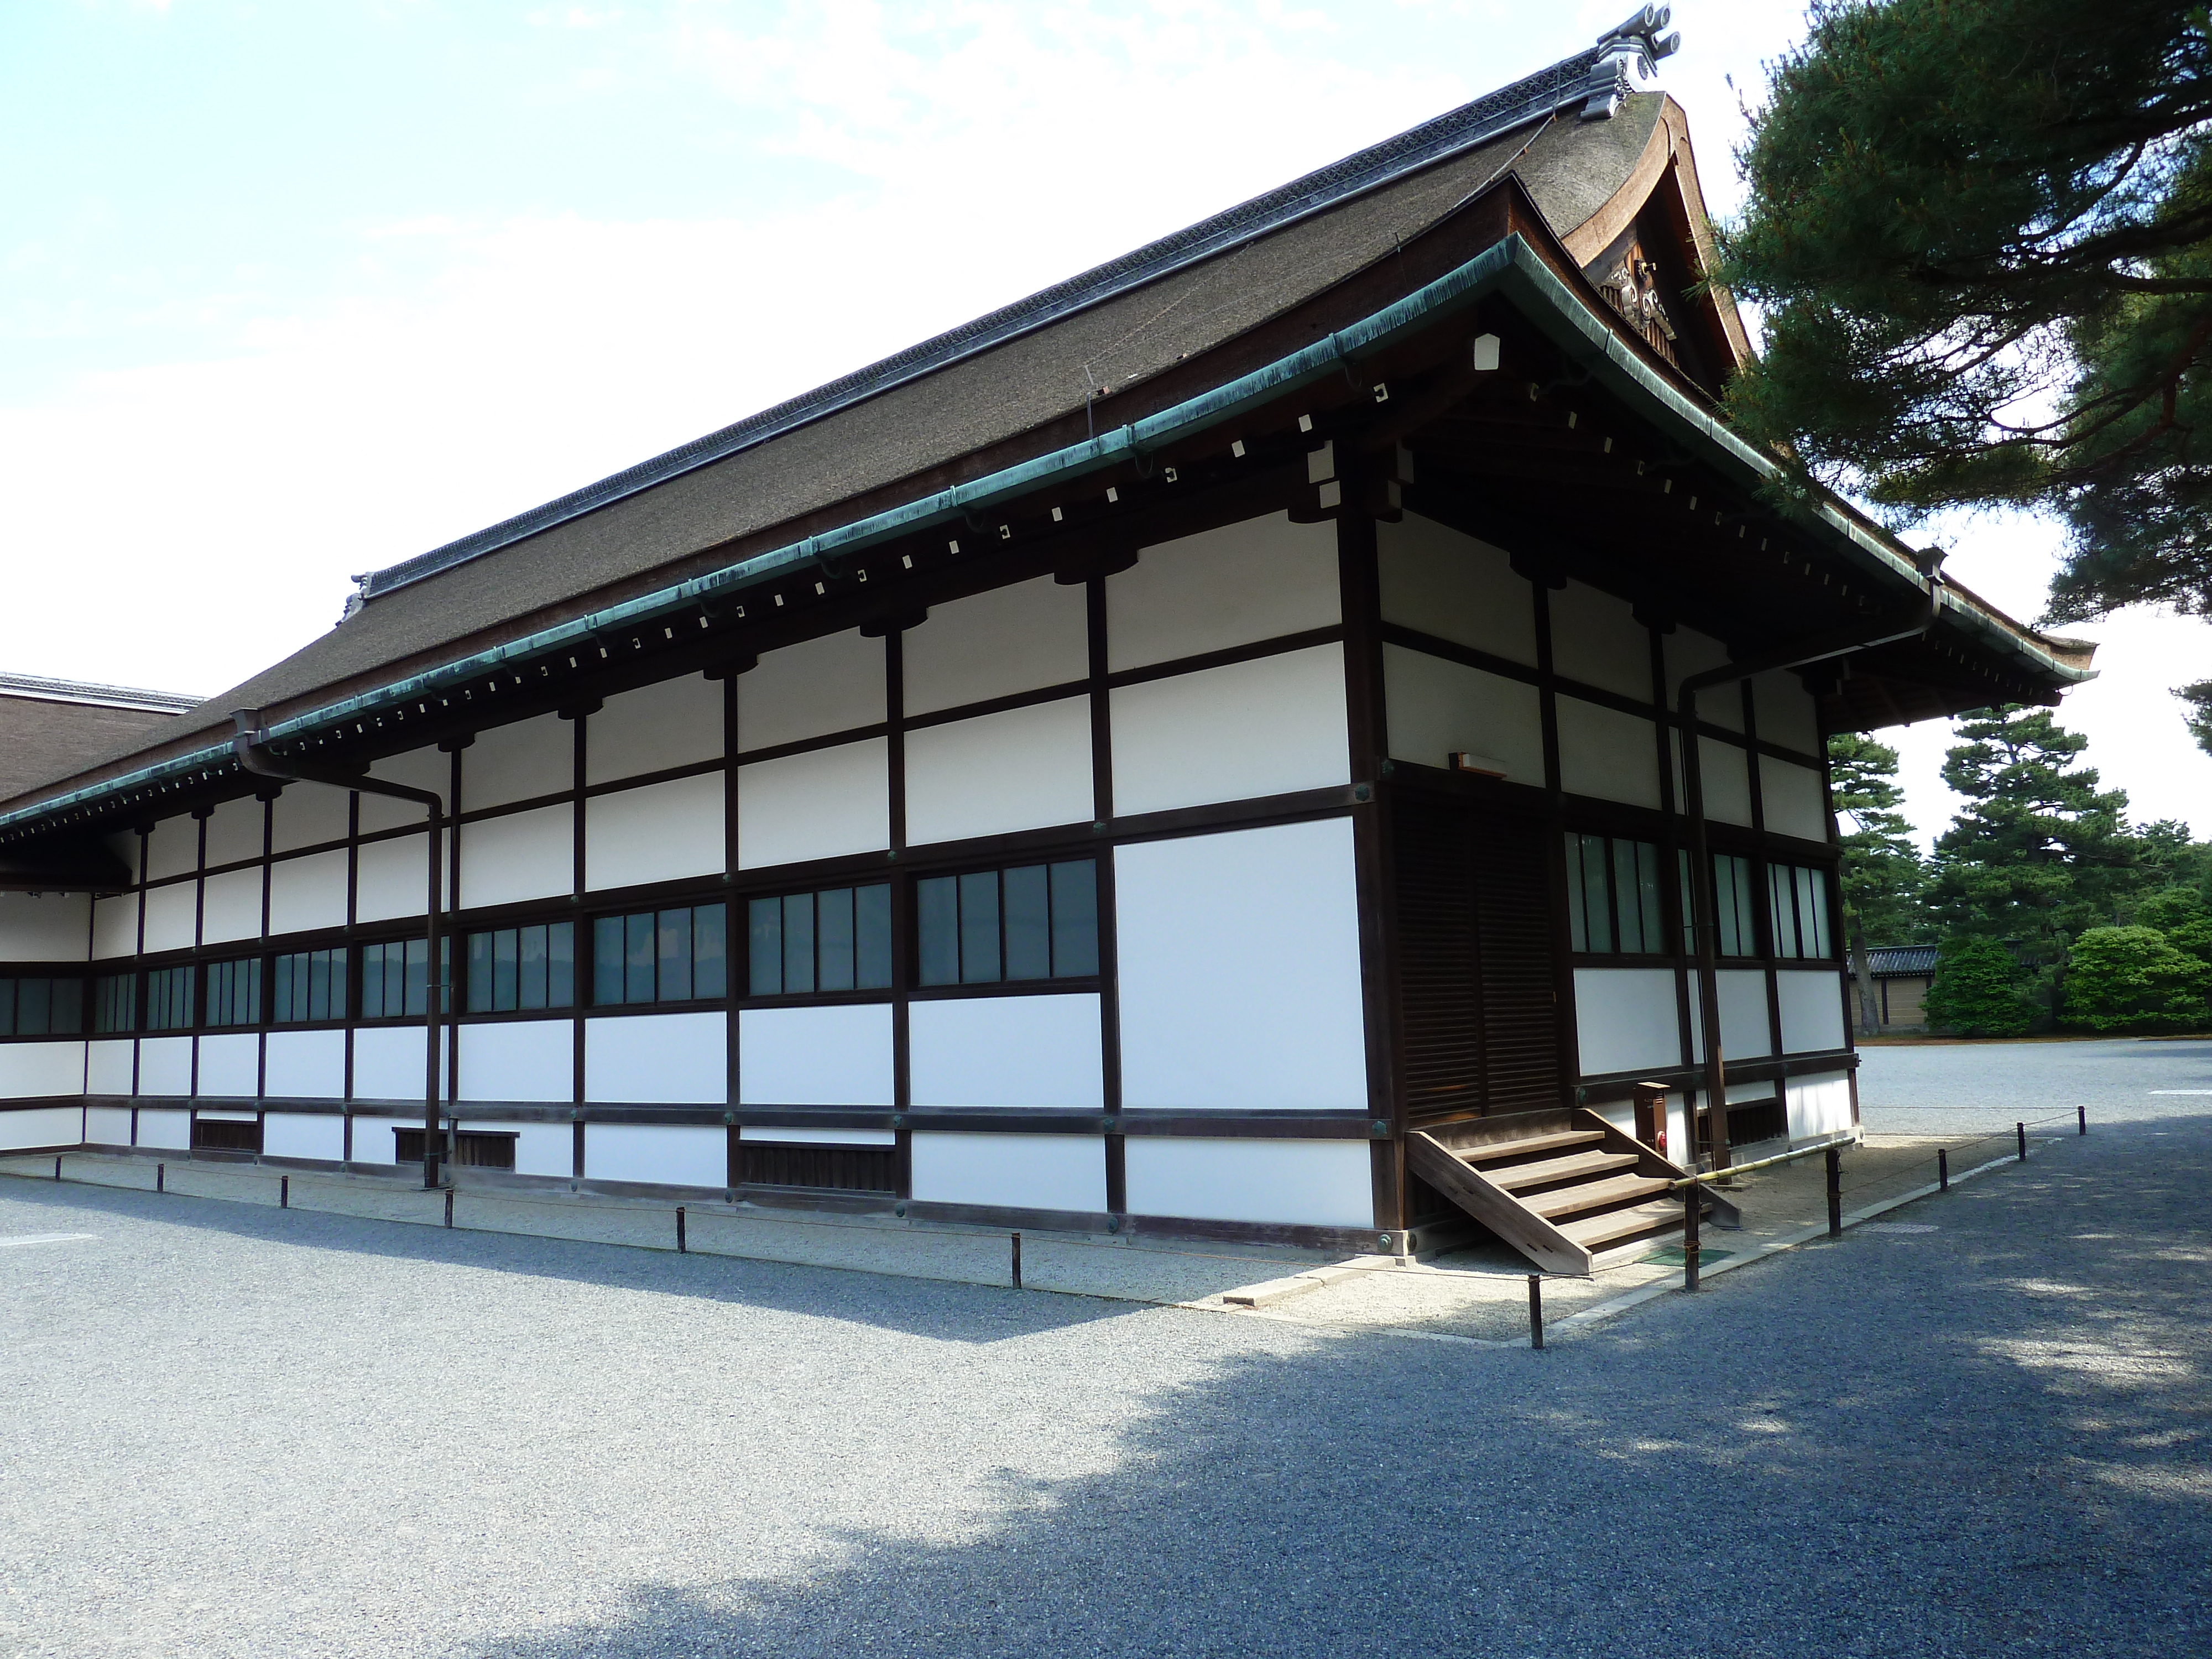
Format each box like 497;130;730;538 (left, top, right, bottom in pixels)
748;898;782;996
625;911;656;1004
958;870;1000;983
659;909;693;1003
1564;832;1589;952
519;926;549;1011
403;940;428;1018
781;894;815;996
468;931;494;1013
594;916;625;1005
493;928;519;1013
0;979;14;1036
274;955;297;1023
1049;862;1098;978
1611;838;1643;953
1580;834;1613;953
1004;864;1050;980
52;979;82;1035
816;888;855;993
1636;843;1665;955
693;905;726;999
547;922;575;1009
1678;848;1695;956
19;978;51;1035
855;885;892;989
916;878;958;987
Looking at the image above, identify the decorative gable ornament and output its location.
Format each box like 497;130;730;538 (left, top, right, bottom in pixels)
1581;4;1681;122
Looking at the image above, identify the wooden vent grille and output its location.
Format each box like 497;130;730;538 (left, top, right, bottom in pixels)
393;1129;517;1170
190;1117;262;1154
736;1142;895;1194
1471;812;1564;1117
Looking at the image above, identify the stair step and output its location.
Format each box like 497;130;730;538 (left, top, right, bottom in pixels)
1557;1198;1692;1249
1486;1149;1640;1192
1524;1173;1673;1221
1458;1130;1605;1165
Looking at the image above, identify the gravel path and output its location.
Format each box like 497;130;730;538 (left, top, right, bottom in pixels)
5;1068;2209;1657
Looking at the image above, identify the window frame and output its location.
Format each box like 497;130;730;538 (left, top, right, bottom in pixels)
911;858;1102;994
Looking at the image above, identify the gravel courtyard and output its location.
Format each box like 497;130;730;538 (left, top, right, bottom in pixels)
3;1039;2208;1658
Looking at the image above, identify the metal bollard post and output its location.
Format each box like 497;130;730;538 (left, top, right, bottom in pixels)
1527;1275;1545;1349
1682;1182;1700;1293
2017;1121;2027;1162
444;1188;454;1228
55;1155;62;1181
1011;1230;1023;1290
676;1206;687;1254
1825;1146;1842;1239
280;1176;289;1209
1938;1147;1949;1192
2078;1103;2087;1137
156;1162;164;1194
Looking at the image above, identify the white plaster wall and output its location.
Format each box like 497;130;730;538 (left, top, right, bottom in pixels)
1753;671;1821;753
471;1119;573;1179
1556;696;1661;808
910;1131;1105;1213
1124;1137;1373;1228
87;1040;133;1095
1110;644;1349;816
465;714;572;809
586;1123;726;1188
1778;969;1848;1054
263;1112;346;1162
586;773;724;891
271;782;351;854
92;894;138;959
203;797;264;868
351;1026;446;1102
137;1035;193;1097
909;995;1103;1109
737;1003;895;1105
586;1012;727;1104
1665;630;1742;729
1763;759;1830;844
0;1104;84;1149
1689;971;1774;1060
904;697;1093;845
904;575;1089;714
142;882;197;953
1117;819;1368;1111
461;804;575;908
0;1042;85;1099
265;1029;346;1099
739;1125;896;1146
195;1108;257;1123
0;893;90;961
134;1107;190;1149
1550;581;1653;701
1382;646;1545;784
347;1116;414;1164
86;1105;133;1145
588;673;723;784
268;849;350;937
1573;968;1683;1077
1375;513;1535;665
355;832;444;923
1786;1070;1855;1142
735;739;887;870
143;816;197;881
196;1034;259;1097
1680;736;1754;827
458;1020;573;1103
737;629;885;752
1108;512;1340;671
359;746;452;834
200;867;264;944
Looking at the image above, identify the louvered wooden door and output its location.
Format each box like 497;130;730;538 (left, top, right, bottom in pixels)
1392;795;1565;1126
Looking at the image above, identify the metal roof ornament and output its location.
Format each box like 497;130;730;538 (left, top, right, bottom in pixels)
1582;4;1680;121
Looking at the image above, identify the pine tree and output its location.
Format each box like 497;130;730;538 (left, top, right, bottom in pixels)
1924;934;2034;1037
1828;733;1929;1034
2182;681;2212;759
2062;925;2212;1032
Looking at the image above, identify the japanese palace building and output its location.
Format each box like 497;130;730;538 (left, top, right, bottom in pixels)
0;13;2094;1267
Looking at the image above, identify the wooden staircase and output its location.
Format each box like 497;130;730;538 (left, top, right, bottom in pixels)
1407;1108;1737;1274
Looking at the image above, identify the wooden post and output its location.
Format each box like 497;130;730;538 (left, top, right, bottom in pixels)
1938;1147;1949;1192
1010;1230;1023;1290
2017;1122;2028;1162
1825;1146;1842;1238
1631;1082;1669;1157
676;1206;687;1254
1527;1275;1545;1349
1682;1181;1700;1293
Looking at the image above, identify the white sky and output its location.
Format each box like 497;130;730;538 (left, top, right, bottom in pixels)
2;0;2204;843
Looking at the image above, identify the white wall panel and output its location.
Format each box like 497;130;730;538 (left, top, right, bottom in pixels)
195;1034;259;1097
465;714;572;809
92;894;138;960
1573;968;1683;1077
904;575;1089;715
460;804;575;909
585;1124;726;1188
909;995;1103;1109
203;797;264;868
739;1125;896;1147
1108;512;1340;671
1111;645;1349;816
1117;819;1368;1110
1556;697;1661;808
585;1012;727;1104
1753;671;1820;753
1125;1137;1373;1227
141;882;197;953
904;698;1093;846
200;867;264;944
586;773;724;891
0;1104;84;1149
735;739;887;870
87;1040;133;1095
1689;970;1773;1060
458;1020;572;1103
268;849;350;937
271;783;352;853
737;1003;894;1105
1786;1070;1855;1142
358;747;451;833
474;1119;573;1178
737;629;884;752
1375;513;1534;665
1665;630;1741;729
0;1042;85;1099
143;816;197;881
1679;736;1754;827
351;1026;446;1102
263;1112;346;1162
587;674;723;784
910;1131;1105;1213
1382;646;1545;783
135;1107;190;1149
86;1104;133;1145
1778;969;1848;1055
347;1116;413;1164
265;1029;346;1099
0;893;90;961
137;1035;192;1097
355;832;448;924
1763;759;1830;844
1550;581;1653;701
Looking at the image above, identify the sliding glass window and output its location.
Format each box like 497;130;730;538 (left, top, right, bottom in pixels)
748;887;889;997
594;905;726;1006
1768;862;1834;959
468;922;577;1013
273;949;348;1024
917;861;1098;987
205;958;261;1027
0;977;84;1036
1564;834;1666;954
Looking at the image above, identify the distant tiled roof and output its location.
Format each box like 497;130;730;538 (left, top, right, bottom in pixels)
1866;946;1939;976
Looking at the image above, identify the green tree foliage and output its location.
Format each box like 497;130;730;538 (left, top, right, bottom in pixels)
1924;933;2034;1036
2136;885;2212;966
2062;924;2212;1031
1827;733;1929;1031
2182;680;2212;758
1718;2;2212;622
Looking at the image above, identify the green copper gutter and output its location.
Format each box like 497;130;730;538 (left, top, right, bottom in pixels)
0;236;2089;840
